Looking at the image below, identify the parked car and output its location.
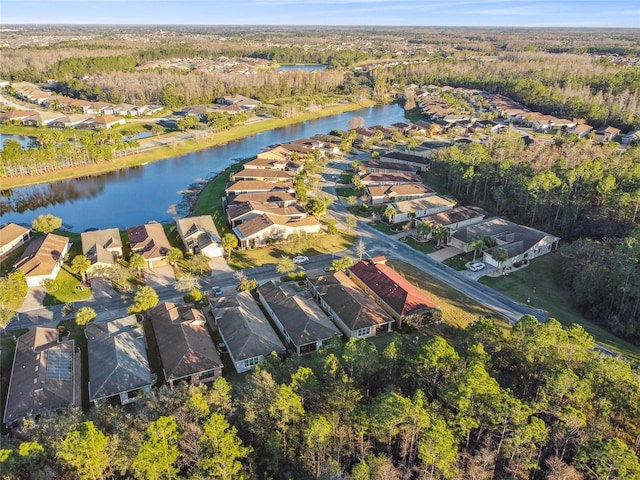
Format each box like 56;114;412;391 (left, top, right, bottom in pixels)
468;262;485;272
292;255;309;264
212;286;223;297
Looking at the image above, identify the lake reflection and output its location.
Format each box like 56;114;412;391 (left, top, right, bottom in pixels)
0;104;405;231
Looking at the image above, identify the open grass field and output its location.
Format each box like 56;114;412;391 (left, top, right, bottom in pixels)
480;252;640;364
387;258;509;330
43;265;92;306
228;231;356;270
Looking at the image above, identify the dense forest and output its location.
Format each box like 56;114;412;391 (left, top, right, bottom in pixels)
2;316;639;479
430;138;640;339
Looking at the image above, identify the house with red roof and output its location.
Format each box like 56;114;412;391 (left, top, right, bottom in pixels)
348;257;441;328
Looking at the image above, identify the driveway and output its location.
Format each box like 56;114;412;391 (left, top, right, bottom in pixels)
90;277;118;301
208;256;233;274
143;266;176;288
18;287;47;312
458;265;496;281
428;246;463;262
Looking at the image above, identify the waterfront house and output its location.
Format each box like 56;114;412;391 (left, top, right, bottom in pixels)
13;233;70;288
388;196;455;224
232;214;321;249
0;223;31;256
81;228;123;274
126;222;171;269
175;215;223;258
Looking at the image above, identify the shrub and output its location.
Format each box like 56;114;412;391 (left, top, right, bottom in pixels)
282;271;308;282
184;288;204;304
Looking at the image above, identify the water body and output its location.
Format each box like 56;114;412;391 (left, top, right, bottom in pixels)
277;64;328;72
0;133;34;150
0;103;405;231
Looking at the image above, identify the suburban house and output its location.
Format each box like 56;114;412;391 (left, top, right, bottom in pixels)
230;168;294;182
224;180;294;198
244;156;290;170
180;105;214;119
257;280;342;355
567;124;593;138
87;115;126;129
22;111;66;127
126;222;171;269
13;233;70;288
233;214;321;249
307;271;394;338
149;302;223;385
388;196;455;224
0;223;31;256
227;201;308;227
360;172;422;186
362;159;417;174
366;184;433;205
48;114;94;129
81;228;123;274
0;110;39;123
379;151;432;171
348;257;441;328
225;191;297;210
210;291;286;373
4;327;81;427
218;94;261;110
86;315;153;405
594;126;621;143
175;215;223;258
450;217;560;269
421;205;486;233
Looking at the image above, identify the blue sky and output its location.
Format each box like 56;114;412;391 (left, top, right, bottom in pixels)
2;0;639;28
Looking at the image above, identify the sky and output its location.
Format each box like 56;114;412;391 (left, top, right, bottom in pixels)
2;0;639;28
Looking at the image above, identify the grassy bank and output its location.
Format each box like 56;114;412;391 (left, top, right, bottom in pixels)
479;253;640;363
1;101;374;190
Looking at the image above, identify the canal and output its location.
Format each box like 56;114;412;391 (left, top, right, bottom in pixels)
0;103;405;231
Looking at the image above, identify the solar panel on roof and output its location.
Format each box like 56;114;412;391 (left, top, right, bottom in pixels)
46;349;73;381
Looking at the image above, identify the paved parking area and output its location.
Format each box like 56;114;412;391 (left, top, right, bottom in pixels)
143;265;176;288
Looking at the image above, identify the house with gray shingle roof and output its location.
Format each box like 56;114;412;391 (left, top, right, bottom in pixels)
4;327;80;426
86;315;153;404
210;291;286;373
81;227;123;274
450;217;560;270
175;215;223;258
307;271;393;338
149;302;223;385
258;280;341;355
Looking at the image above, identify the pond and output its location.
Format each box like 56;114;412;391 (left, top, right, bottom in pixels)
0;103;406;231
0;133;34;150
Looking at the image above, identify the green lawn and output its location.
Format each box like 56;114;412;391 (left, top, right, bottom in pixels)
479;253;640;364
400;236;439;254
336;187;359;200
443;251;475;271
228;231;356;270
387;259;509;347
43;265;92;306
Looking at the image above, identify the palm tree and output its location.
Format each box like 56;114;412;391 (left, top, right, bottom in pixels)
384;205;397;224
431;224;449;247
416;220;432;239
468;237;486;262
222;233;238;259
492;248;510;274
71;255;92;283
166;247;184;267
128;252;146;275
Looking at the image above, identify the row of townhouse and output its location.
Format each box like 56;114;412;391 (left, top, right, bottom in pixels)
0;109;128;130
